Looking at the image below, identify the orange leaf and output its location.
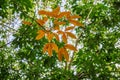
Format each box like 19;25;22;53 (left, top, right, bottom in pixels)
47;6;60;18
54;20;66;25
53;6;60;14
54;20;58;25
57;30;64;34
66;32;76;39
36;19;45;26
69;15;81;19
47;12;55;17
38;10;47;15
43;43;49;53
43;43;58;57
47;32;54;41
54;26;60;30
51;43;58;53
57;11;71;18
57;22;66;25
65;44;77;51
48;44;52;57
36;30;45;40
43;17;48;22
63;48;69;62
53;33;59;41
69;19;83;26
58;48;63;61
62;33;67;43
39;10;55;17
22;21;31;25
65;26;74;31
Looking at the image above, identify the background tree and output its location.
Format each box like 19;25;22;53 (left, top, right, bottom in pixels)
0;0;120;79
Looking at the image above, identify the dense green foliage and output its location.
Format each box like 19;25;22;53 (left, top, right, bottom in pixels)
0;0;120;79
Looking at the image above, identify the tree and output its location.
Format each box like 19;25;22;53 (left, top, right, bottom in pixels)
0;0;120;79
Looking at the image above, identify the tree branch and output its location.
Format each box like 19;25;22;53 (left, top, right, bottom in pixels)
68;33;83;70
68;0;96;70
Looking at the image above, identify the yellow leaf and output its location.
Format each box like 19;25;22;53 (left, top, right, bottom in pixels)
62;33;67;43
22;21;31;25
65;44;77;51
36;30;45;40
69;19;83;26
66;32;76;39
47;32;54;41
63;48;69;62
51;43;58;53
65;26;74;31
53;33;59;41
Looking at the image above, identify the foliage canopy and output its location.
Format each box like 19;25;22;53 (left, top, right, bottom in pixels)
0;0;120;79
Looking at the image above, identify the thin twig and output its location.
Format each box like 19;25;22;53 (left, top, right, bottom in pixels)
68;33;83;70
68;0;96;70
